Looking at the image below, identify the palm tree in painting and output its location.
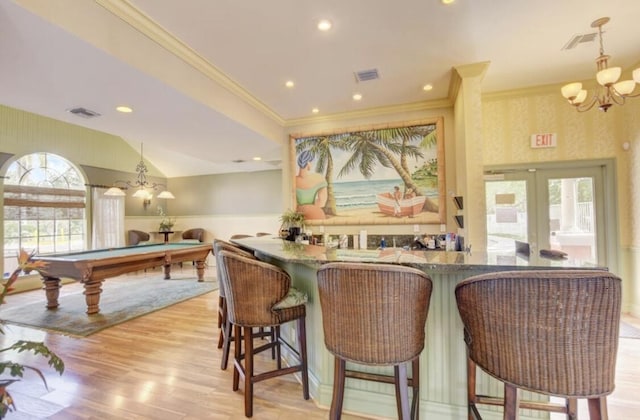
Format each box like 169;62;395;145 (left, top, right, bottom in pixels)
339;125;439;213
296;134;348;216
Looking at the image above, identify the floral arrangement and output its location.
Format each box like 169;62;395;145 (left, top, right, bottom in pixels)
0;249;65;418
157;206;176;232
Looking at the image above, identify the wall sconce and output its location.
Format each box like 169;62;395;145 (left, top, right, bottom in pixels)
132;189;153;209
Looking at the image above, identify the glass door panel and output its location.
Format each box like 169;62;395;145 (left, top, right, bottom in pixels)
485;164;607;267
485;179;530;253
546;176;598;265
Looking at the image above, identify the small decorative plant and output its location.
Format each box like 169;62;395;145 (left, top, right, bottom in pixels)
279;210;306;240
279;209;305;229
157;206;176;232
0;249;65;418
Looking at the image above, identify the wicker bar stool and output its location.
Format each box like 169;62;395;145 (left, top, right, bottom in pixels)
219;250;309;417
317;262;433;420
455;270;622;420
213;239;259;369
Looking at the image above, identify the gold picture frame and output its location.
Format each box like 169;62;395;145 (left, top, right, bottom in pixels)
290;117;445;226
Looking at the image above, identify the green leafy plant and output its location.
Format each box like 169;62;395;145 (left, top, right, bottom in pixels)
279;209;305;228
279;209;306;238
157;206;176;232
0;249;65;418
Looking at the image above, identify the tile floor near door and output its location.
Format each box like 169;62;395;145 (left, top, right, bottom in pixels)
0;270;639;419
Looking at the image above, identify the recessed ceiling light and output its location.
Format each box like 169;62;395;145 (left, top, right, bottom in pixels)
441;0;455;4
423;84;433;91
116;105;133;113
352;93;363;101
285;80;295;88
317;19;332;31
253;156;262;161
312;108;319;114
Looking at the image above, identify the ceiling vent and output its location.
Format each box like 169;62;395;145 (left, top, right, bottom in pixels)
562;32;598;50
67;107;101;119
354;68;380;82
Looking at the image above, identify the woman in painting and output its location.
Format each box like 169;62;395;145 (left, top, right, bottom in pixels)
296;150;328;220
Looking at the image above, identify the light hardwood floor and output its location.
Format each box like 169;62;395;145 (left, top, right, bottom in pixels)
2;270;639;419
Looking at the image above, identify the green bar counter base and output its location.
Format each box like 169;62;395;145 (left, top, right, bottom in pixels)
231;236;606;420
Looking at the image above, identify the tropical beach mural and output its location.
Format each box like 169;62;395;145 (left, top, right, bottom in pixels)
291;118;445;225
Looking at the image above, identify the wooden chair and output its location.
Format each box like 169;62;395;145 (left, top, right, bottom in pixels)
219;250;309;417
455;270;622;420
213;239;257;369
127;229;150;246
317;262;433;420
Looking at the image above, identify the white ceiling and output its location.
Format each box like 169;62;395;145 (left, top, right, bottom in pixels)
1;0;639;177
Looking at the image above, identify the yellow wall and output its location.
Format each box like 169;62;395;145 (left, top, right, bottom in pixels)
0;104;161;176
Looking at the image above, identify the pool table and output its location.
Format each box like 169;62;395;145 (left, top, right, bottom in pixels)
31;243;213;315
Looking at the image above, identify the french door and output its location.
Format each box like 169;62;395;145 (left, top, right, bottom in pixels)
484;161;614;268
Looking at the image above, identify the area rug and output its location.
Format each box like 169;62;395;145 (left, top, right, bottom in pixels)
0;273;217;337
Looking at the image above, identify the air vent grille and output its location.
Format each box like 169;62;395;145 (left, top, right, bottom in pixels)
67;107;101;119
354;68;380;82
562;32;598;50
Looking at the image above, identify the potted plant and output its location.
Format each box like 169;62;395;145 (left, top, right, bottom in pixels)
279;210;305;240
157;206;176;232
0;249;65;418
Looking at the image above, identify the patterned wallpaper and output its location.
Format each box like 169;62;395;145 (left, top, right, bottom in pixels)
482;90;639;247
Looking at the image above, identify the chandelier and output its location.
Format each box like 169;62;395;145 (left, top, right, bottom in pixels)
104;144;175;206
561;17;640;112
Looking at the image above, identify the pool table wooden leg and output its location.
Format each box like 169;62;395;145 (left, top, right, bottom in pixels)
83;280;103;315
42;276;61;309
163;264;171;279
196;259;205;282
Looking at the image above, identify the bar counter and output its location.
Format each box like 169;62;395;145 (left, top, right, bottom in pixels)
231;236;604;419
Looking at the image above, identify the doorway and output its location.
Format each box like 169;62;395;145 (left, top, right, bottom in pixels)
484;160;617;269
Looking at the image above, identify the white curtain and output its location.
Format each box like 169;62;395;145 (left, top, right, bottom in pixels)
92;188;125;249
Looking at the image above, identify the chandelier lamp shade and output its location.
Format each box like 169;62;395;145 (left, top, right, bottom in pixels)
104;144;175;207
561;17;640;112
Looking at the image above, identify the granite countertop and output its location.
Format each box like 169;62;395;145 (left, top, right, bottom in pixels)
232;236;605;272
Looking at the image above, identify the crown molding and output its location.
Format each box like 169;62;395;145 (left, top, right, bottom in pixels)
285;98;452;127
96;0;285;126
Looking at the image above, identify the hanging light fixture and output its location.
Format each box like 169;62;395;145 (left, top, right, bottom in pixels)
561;17;640;112
105;144;175;207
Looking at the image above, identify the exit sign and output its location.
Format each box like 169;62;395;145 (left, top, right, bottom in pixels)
531;133;557;148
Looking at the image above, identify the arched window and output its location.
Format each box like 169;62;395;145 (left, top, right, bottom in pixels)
3;152;86;274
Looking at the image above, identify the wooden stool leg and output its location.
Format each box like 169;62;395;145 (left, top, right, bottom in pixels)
221;317;233;370
217;297;225;348
275;326;282;370
411;358;420;420
394;364;411;419
330;358;346;420
467;356;481;420
503;383;520;420
567;398;578;420
244;327;254;417
297;317;309;399
587;397;606;420
232;325;242;391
